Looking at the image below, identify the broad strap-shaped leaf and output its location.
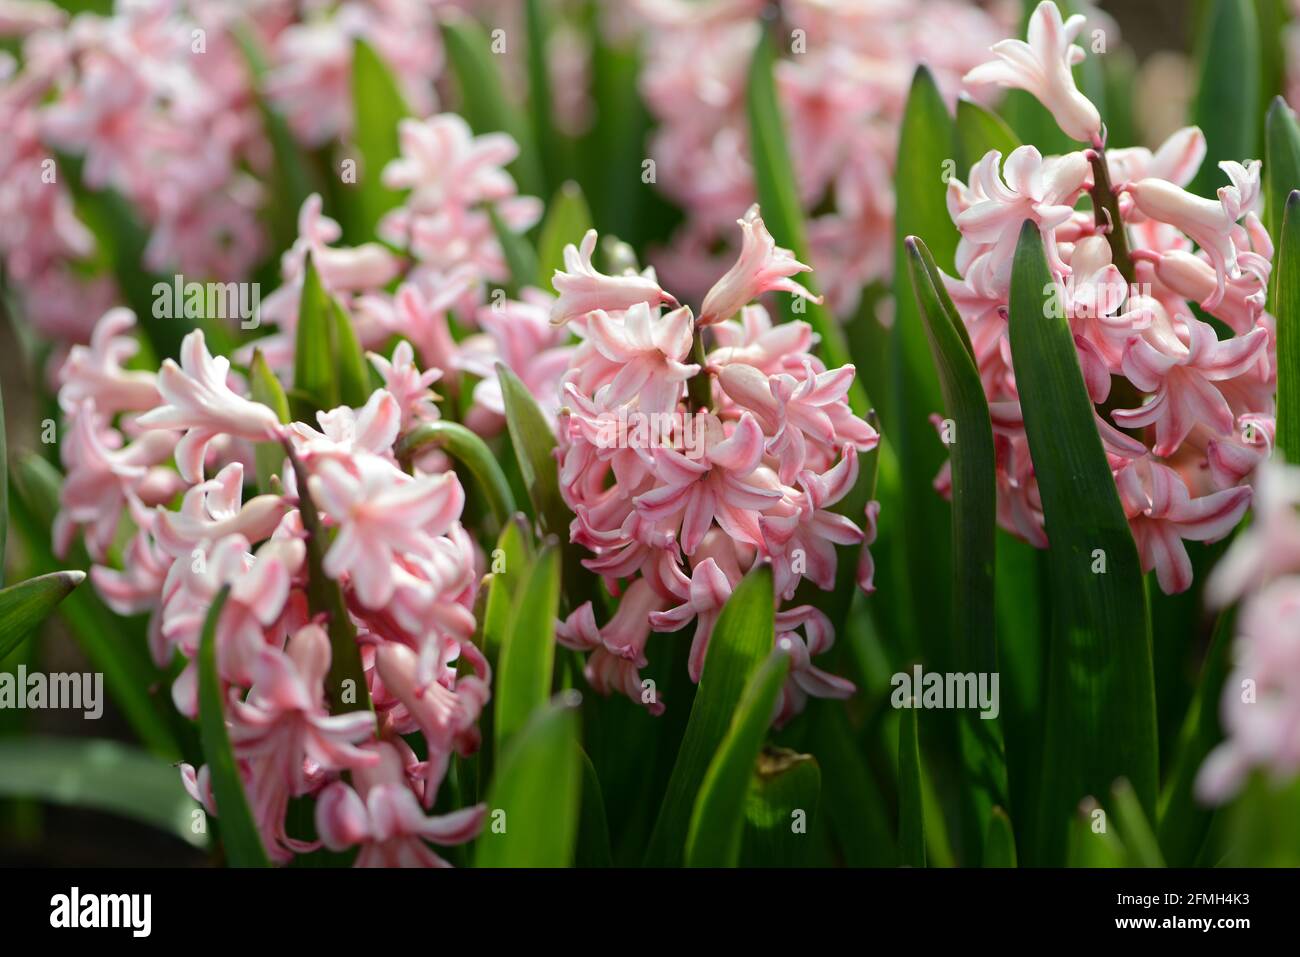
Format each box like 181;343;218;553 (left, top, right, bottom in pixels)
1157;609;1233;864
0;376;6;588
293;253;335;418
684;647;791;867
0;737;206;849
345;38;409;241
493;541;561;750
0;570;86;660
197;588;270;867
476;692;581;867
9;455;179;758
330;298;371;409
744;26;867;419
955;97;1021;172
248;349;290;494
524;0;563;197
891;67;959;680
575;747;613;868
1189;0;1260;200
497;363;565;531
489;204;540;296
644;565;775;866
481;515;535;664
536;181;594;290
983;806;1017;867
396;421;517;528
1265;97;1300;244
1008;222;1157;865
806;701;897;865
1276;191;1300;457
1110;777;1165;867
906;238;996;676
1066;798;1126;867
899;704;925;867
442;16;544;198
738;748;822;868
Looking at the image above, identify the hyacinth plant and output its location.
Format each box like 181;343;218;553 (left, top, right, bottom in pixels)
2;0;1300;871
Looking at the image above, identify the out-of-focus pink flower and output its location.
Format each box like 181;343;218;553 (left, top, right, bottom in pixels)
57;308;160;414
963;0;1102;144
697;205;822;326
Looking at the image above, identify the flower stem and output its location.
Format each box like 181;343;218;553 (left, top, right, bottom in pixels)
687;329;712;412
1087;149;1135;285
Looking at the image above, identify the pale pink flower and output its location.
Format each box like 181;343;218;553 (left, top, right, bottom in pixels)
137;329;285;482
585;302;700;415
315;742;486;868
1206;456;1300;608
550;229;679;326
56;308;160;414
963;0;1102;144
307;453;465;608
558;579;668;715
698;204;823;326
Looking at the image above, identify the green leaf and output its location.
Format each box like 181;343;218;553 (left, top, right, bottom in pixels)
497;363;564;531
494;542;561;750
1110;777;1165;867
396;421;517;528
248;349;290;493
476;692;581;867
905;238;996;677
744;27;868;419
644;566;774;866
0;375;6;588
738;748;821;867
955;97;1021;172
892;67;959;680
899;705;925;867
1277;191;1300;457
983;806;1017;867
0;570;86;660
536;181;594;290
232;23;319;254
9;455;180;759
1189;0;1260;200
1158;609;1233;864
805;702;897;865
0;736;205;848
197;589;270;867
481;515;535;663
575;747;613;868
330;298;371;409
345;38;410;240
442;16;543;198
489;204;540;296
1067;797;1126;867
524;0;563;197
1008;222;1157;865
684;648;791;867
293;254;336;417
1265;97;1300;243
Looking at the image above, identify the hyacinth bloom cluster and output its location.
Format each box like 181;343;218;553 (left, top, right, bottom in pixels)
634;0;1009;315
939;1;1273;595
0;0;444;348
550;204;879;726
56;313;490;866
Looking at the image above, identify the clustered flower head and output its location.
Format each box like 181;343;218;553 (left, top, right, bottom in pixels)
939;0;1273;595
58;311;490;866
551;204;879;726
634;0;1010;316
1199;456;1300;803
0;0;444;351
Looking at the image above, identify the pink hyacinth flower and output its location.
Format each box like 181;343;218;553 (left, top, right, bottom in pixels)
963;1;1102;145
698;204;823;326
550;229;679;326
